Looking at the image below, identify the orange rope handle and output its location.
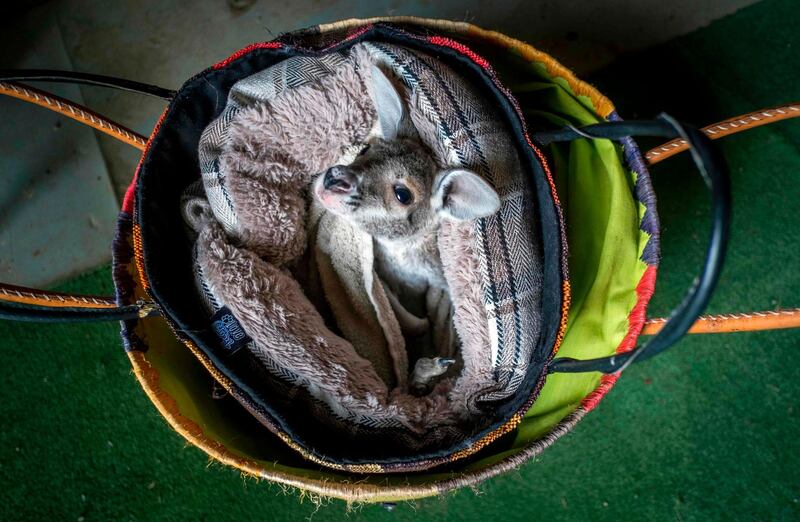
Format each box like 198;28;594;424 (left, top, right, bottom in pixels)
0;80;147;150
645;102;800;164
644;104;800;335
0;283;118;309
643;308;800;335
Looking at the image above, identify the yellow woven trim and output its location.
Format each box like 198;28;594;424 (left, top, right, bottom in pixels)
554;280;571;354
131;223;149;292
316;16;615;118
449;411;524;462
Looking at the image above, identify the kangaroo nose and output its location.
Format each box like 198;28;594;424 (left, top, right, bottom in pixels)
323;166;357;193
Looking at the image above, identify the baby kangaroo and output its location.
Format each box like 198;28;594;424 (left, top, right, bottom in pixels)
313;65;500;394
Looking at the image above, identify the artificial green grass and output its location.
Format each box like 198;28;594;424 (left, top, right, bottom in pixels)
1;0;798;519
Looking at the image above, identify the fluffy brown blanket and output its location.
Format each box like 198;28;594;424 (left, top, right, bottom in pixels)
183;42;542;440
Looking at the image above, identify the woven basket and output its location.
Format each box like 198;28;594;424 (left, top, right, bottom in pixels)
117;18;672;501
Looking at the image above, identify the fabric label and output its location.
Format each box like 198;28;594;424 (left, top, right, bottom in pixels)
211;306;250;355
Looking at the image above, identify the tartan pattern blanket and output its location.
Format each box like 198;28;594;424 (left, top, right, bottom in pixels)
189;41;542;434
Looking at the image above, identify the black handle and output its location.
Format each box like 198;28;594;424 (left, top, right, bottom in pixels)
0;69;175;100
538;114;732;374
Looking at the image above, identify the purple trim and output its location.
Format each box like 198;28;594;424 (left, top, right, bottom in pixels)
609;112;661;266
111;210;147;353
112;211;134;306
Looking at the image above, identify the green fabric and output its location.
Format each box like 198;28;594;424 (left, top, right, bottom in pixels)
2;0;799;518
510;72;648;449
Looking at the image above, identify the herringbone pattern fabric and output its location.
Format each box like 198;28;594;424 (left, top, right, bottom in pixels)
192;41;542;431
367;42;542;400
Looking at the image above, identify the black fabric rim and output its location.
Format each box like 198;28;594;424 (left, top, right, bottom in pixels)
132;23;565;470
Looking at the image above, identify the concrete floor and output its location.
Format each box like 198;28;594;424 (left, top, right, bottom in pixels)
1;0;760;286
0;7;119;287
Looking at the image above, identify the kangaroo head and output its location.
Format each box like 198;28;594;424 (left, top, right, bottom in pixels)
313;65;500;241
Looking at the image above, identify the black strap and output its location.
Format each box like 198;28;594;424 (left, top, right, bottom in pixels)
539;114;732;374
0;69;175;100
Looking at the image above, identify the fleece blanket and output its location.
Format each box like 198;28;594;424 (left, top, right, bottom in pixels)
183;42;543;438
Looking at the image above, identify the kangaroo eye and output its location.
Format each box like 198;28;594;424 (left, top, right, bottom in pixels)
394;185;414;205
358;144;371;156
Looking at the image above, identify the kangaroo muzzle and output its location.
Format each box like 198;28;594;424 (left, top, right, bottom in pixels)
323;166;357;194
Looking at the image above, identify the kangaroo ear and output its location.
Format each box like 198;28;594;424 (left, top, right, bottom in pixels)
370;65;404;140
432;169;501;221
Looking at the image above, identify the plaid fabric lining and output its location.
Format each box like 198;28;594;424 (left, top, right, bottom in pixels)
367;42;542;400
192;41;542;430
